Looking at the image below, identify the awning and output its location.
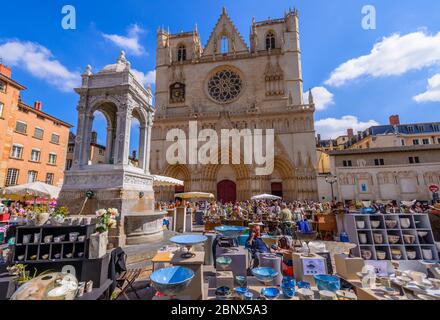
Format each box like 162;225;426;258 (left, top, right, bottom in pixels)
2;182;61;199
251;194;282;201
174;192;215;200
153;175;184;187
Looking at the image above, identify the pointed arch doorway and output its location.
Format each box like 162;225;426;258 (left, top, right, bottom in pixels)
217;180;237;204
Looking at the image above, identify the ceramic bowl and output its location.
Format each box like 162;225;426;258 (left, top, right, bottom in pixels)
376;251;387;260
77;252;84;258
244;292;254;300
373;233;384;244
65;253;73;259
422;249;433;260
407;250;417;260
370;220;381;229
282;285;296;299
261;287;280;300
429;278;440;290
358;233;368;244
215;286;232;300
361;250;372;260
356;221;366;229
54;253;61;259
391;249;402;260
388;235;400;244
17;255;25;261
41;254;49;260
297;281;311;289
385;220;398;229
30;255;37;261
314;275;341;292
216;256;233;270
78;235;86;242
235;287;248;298
417;231;429;238
44;235;53;244
252;268;279;284
403;234;416;244
150;266;195;296
400;218;411;229
215;226;249;239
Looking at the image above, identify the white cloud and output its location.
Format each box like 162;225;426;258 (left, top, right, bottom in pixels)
103;24;146;56
131;69;155;87
413;73;440;103
305;86;334;111
325;31;440;87
315;115;379;140
0;40;80;92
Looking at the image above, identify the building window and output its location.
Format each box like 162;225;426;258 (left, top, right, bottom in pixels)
0;80;6;92
374;159;385;166
177;45;186;62
422;138;430;145
6;169;19;186
401;139;405;146
208;68;243;103
30;149;41;162
413;139;420;145
15;121;27;134
407;126;414;133
0;102;4;118
11;145;23;159
343;160;353;167
46;173;54;185
51;133;60;144
433;124;439;132
221;36;229;54
66;159;73;170
34;127;44;139
265;31;276;50
409;156;420;164
27;171;38;183
438;138;440;144
418;125;425;132
48;153;57;165
68;145;74;153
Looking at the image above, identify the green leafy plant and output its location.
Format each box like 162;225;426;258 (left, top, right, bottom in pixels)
53;206;69;217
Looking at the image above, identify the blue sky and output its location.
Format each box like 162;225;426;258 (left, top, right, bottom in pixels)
1;0;440;144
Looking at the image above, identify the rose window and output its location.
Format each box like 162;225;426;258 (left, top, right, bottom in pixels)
208;69;242;103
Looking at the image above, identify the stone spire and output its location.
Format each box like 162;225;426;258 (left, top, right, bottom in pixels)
83;64;92;76
308;89;314;105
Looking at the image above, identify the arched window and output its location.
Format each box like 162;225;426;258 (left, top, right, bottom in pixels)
221;36;229;54
177;44;186;62
266;31;276;50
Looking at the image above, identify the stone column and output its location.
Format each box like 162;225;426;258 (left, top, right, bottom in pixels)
72;108;86;169
144;113;153;174
80;113;94;167
115;108;132;165
105;127;115;164
138;126;147;170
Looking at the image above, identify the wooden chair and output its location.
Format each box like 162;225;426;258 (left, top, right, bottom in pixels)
114;254;144;300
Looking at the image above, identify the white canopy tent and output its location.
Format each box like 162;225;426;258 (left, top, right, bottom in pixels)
2;182;61;199
153;175;184;187
251;194;282;201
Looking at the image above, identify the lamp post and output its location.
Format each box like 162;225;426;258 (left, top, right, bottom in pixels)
325;175;338;201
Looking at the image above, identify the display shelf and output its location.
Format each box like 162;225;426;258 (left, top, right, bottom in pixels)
341;213;439;261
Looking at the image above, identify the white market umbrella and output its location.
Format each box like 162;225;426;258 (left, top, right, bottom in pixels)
251;194;282;201
153;175;184;187
2;181;61;199
174;192;215;200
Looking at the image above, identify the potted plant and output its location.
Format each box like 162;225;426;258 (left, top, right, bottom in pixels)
89;208;119;259
50;206;69;225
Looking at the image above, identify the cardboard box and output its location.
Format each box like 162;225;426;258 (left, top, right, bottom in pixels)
334;254;365;280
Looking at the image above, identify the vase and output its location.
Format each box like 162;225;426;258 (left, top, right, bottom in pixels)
36;212;50;226
89;231;108;259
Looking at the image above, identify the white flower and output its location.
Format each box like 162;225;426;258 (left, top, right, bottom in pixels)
108;208;119;217
96;209;107;217
108;219;117;229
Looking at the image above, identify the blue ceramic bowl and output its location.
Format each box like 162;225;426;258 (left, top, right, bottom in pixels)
261;287;280;300
215;226;249;238
314;275;341;292
361;208;375;214
282;276;296;288
281;285;296;299
170;235;208;246
150;266;195;296
251;267;279;283
235;287;249;296
216;256;233;269
297;281;311;289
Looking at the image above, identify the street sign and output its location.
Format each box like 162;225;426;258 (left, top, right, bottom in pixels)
429;185;439;193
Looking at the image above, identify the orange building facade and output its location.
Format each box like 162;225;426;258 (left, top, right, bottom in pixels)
0;64;72;188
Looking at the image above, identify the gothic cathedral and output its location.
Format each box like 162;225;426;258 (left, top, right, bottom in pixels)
151;8;318;202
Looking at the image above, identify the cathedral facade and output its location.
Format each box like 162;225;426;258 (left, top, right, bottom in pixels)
151;8;318;202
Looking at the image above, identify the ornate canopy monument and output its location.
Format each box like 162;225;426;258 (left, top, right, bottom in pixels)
58;51;166;247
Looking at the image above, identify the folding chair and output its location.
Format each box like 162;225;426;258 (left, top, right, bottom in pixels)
115;268;143;300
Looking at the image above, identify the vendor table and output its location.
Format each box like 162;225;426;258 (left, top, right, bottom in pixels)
215;246;248;277
205;276;321;300
151;251;173;272
340;276;410;300
76;278;112;300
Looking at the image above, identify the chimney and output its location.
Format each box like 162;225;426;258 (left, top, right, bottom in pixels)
91;131;98;144
34;101;42;111
0;64;12;78
389;115;400;126
347;128;354;137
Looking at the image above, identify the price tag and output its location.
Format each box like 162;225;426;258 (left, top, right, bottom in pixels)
302;258;327;276
365;260;388;277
